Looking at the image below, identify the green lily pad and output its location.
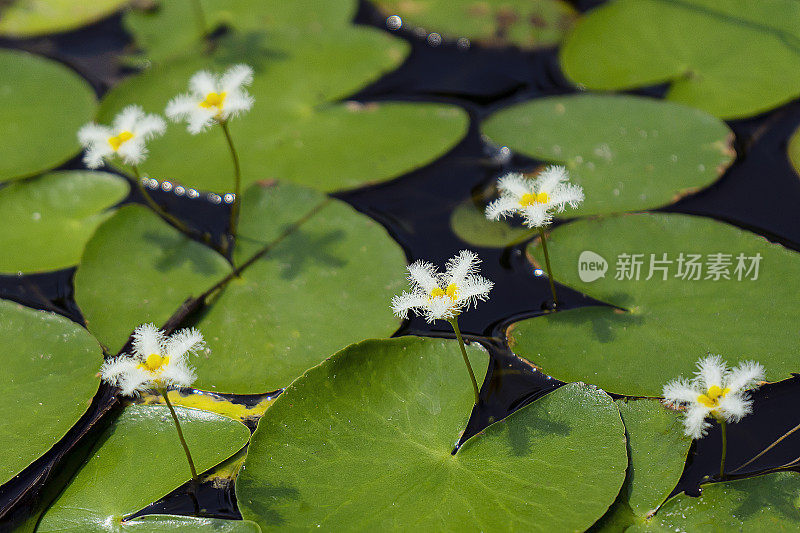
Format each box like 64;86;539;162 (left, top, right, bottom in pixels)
0;299;102;486
0;171;128;274
463;95;733;248
124;0;358;64
75;181;406;392
0;49;96;183
101;516;262;532
617;399;692;518
629;472;800;532
99;29;467;193
375;0;577;49
237;336;628;531
508;213;800;396
36;404;250;532
559;0;800;119
0;0;128;37
789;125;800;178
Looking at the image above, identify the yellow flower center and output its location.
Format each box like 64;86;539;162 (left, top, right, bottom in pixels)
430;283;459;300
139;353;169;374
520;192;549;206
199;91;227;110
697;384;730;409
108;131;134;151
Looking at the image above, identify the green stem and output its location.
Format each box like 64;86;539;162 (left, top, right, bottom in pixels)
719;420;728;479
538;227;559;309
160;388;199;482
448;317;480;405
219;121;242;253
190;0;208;38
131;166;193;235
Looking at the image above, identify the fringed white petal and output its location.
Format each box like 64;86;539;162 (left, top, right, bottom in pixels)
160;359;197;389
118;366;153;396
132;323;166;360
522;204;551;228
187;108;217;134
189;70;218;96
549;182;585;211
116;138;147;166
485;196;521;221
444;249;480;288
718;392;753;423
100;356;139;385
695;354;727;389
425;296;458;322
82;144;113;169
113;105;145;132
535;165;568;194
407;260;440;294
133;113;167;140
454;275;493;310
683;405;712;439
726;361;765;393
165;327;206;361
165;94;201;122
220;90;254;121
78;123;113;146
391;292;428;319
496;172;530;198
221;64;254;92
662;378;699;406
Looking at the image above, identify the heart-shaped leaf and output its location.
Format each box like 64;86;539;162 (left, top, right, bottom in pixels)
509;213;800;396
0;171;128;274
559;0;800;119
36;405;250;532
0;49;96;182
237;336;628;531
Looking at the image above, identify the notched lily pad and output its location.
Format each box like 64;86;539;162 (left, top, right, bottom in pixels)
0;299;102;486
99;29;467;193
0;0;128;37
0;49;96;182
375;0;577;49
630;472;800;531
36;404;250;532
560;0;800;119
509;213;800;396
237;337;627;531
0;171;129;274
75;181;406;393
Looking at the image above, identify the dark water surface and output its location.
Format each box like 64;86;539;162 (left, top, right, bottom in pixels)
1;0;799;528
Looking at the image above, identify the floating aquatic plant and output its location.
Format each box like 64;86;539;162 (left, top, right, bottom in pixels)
391;249;493;404
663;355;764;478
101;323;206;482
485;165;583;307
166;64;254;250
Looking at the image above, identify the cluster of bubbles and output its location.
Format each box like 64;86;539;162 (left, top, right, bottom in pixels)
141;178;235;205
385;15;470;50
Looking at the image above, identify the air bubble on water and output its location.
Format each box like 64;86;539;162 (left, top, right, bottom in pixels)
224;193;235;204
161;181;173;192
31;212;41;221
209;194;222;204
613;188;620;196
457;37;470;50
187;189;199;199
174;186;185;196
386;15;402;30
414;27;427;38
427;32;442;46
147;178;159;189
534;268;544;276
697;164;705;172
670;154;678;163
493;146;511;164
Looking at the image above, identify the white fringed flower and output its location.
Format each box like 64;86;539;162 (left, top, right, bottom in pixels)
77;105;166;169
663;355;765;439
391;250;494;323
485;166;584;228
100;323;205;396
165;64;254;134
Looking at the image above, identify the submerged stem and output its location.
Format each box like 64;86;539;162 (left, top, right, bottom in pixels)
448;317;480;405
130;166;193;235
538;227;559;309
719;420;728;480
160;388;199;482
220;121;242;254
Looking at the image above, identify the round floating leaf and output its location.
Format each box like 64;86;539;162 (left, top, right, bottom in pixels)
560;0;800;119
629;472;800;532
98;30;467;193
789;125;800;178
375;0;577;49
124;0;358;63
237;336;628;531
0;0;128;37
509;213;800;396
75;181;406;392
104;516;262;532
617;399;692;518
0;49;96;182
74;203;231;355
0;171;128;274
0;299;102;486
36;404;250;532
